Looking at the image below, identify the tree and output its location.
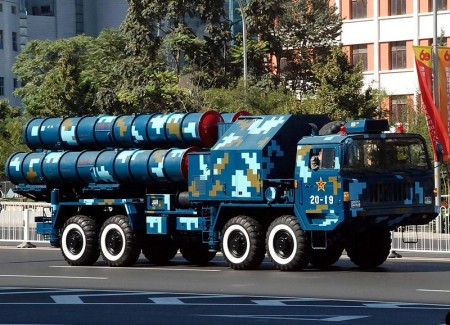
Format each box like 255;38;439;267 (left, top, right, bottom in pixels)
294;46;383;121
0;100;28;178
13;36;97;116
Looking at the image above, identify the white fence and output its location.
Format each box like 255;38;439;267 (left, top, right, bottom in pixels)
0;200;449;252
0;201;51;244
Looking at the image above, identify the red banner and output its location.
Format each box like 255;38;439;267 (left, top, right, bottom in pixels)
413;46;450;161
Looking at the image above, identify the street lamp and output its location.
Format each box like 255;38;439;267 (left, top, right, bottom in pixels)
235;0;248;91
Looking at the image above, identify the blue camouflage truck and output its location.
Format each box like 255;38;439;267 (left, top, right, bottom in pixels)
5;112;438;270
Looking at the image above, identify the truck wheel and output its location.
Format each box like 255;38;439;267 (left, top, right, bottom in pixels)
61;215;100;266
99;215;141;267
221;216;266;270
180;243;216;265
142;236;178;264
266;215;310;271
309;242;344;269
345;229;391;268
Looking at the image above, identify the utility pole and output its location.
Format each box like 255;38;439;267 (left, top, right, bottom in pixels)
235;0;248;91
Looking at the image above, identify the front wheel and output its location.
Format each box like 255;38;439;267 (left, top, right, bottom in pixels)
61;215;100;266
345;229;392;268
221;216;266;270
99;215;141;267
266;215;310;271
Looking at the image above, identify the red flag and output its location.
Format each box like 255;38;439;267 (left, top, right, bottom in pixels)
413;46;450;161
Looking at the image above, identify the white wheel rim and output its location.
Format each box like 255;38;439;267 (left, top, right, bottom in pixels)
100;223;126;262
268;224;297;265
62;223;86;261
222;224;250;264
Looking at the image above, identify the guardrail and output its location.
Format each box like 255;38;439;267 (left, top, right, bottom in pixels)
0;201;51;246
0;200;449;253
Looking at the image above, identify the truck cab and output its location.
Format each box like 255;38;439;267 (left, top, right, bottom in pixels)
296;120;437;235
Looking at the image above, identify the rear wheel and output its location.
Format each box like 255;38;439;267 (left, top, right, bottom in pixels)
99;215;141;267
221;216;265;270
61;215;100;266
266;215;310;271
345;229;391;268
180;243;216;265
142;236;178;264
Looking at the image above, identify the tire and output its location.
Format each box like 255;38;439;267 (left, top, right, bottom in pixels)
309;242;344;269
345;229;392;268
266;215;310;271
142;236;178;264
99;215;141;267
180;243;216;265
221;216;266;270
61;215;100;266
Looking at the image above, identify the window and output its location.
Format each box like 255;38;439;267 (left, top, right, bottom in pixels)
0;77;4;96
11;5;16;14
391;96;408;124
391;41;406;69
0;3;3;12
352;44;368;71
13;78;19;90
352;0;367;19
12;32;17;51
0;30;3;50
433;0;447;11
390;0;406;15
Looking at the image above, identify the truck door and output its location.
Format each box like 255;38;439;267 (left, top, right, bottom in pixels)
300;147;342;230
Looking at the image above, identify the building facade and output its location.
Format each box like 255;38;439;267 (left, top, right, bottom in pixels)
0;0;128;107
333;0;450;123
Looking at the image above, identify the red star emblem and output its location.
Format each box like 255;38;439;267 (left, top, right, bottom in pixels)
316;177;326;191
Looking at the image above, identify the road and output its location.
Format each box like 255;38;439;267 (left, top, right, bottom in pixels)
0;244;449;324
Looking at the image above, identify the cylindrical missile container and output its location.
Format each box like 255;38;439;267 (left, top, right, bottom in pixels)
221;111;251;123
22;111;224;150
6;147;198;188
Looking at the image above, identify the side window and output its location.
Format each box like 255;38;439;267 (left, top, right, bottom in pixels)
309;148;335;170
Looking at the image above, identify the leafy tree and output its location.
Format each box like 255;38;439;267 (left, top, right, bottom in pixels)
0;100;28;178
294;46;383;121
13;36;96;116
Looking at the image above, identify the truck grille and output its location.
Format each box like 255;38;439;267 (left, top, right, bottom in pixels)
365;182;413;203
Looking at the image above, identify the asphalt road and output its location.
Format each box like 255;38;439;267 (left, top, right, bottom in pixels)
0;243;449;324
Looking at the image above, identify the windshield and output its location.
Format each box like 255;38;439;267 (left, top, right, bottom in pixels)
343;137;430;171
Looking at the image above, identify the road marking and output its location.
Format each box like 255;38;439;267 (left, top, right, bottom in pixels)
199;314;369;321
52;295;84;304
50;265;221;272
418;289;450;293
0;275;107;280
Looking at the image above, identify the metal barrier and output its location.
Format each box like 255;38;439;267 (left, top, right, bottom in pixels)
391;205;450;253
0;201;51;245
0;199;449;252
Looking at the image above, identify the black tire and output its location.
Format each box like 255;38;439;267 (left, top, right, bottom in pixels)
142;236;178;264
61;215;100;266
221;216;266;270
345;229;392;268
266;215;310;271
99;215;141;267
309;242;344;269
180;243;216;265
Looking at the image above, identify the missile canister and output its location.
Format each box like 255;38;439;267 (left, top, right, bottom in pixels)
23;111;223;150
6;147;198;187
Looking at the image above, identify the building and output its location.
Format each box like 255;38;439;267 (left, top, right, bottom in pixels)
0;0;128;107
2;0;449;120
333;0;450;123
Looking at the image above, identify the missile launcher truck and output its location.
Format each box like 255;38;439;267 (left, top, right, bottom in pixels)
6;111;438;270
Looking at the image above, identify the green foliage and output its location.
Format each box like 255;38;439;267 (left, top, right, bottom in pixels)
203;81;299;115
296;46;383;121
0;100;28;178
